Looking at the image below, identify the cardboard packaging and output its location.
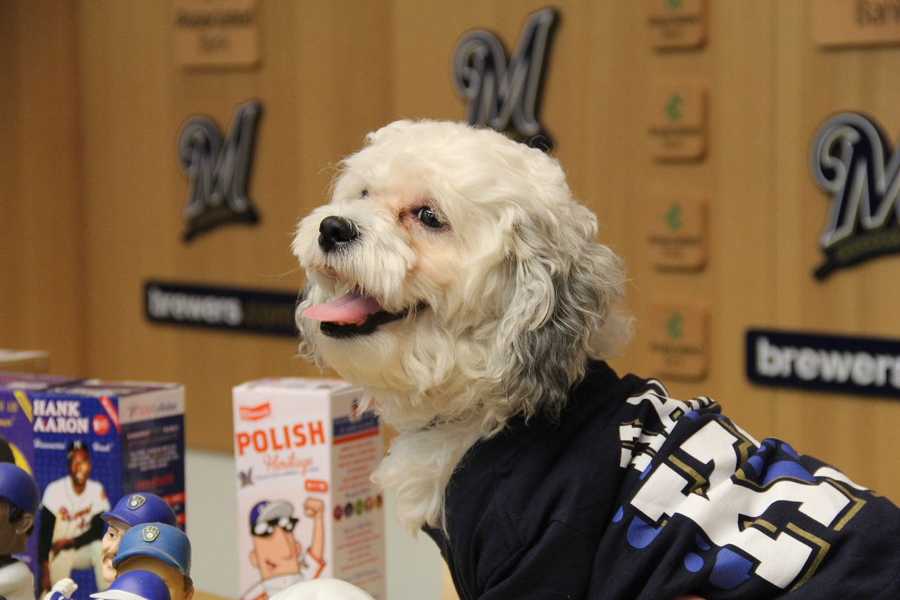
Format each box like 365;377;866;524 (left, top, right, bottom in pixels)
233;378;385;600
0;372;80;593
0;375;185;597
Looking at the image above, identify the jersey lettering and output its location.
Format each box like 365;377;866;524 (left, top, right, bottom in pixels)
631;419;854;589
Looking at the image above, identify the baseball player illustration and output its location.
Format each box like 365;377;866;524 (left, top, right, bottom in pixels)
241;498;326;600
0;463;40;600
89;570;172;600
114;523;192;600
39;440;111;593
100;493;177;585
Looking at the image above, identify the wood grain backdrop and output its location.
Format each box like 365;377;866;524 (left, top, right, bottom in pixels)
2;1;899;510
0;1;84;374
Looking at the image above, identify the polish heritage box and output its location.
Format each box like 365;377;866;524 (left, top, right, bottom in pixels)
233;378;385;600
0;375;185;597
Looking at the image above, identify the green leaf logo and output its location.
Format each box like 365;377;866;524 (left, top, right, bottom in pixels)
665;94;683;122
667;312;684;340
667;0;683;9
665;203;683;231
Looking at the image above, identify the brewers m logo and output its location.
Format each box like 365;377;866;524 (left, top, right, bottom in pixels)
453;7;558;150
178;100;263;242
811;112;900;279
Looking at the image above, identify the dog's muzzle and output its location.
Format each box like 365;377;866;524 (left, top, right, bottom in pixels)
303;289;428;339
304;215;428;338
318;216;359;252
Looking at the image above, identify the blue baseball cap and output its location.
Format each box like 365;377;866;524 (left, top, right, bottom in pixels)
90;570;171;600
103;493;177;528
0;462;39;514
113;523;191;576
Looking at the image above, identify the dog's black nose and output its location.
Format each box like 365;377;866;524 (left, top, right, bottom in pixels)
318;216;359;252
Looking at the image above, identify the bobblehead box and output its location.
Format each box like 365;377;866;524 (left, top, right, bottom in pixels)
233;378;385;600
0;372;76;592
0;374;186;597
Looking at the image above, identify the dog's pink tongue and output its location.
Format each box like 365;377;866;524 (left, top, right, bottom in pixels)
303;292;382;325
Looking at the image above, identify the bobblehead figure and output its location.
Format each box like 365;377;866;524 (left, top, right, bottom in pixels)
90;570;172;600
99;494;177;585
113;523;192;600
0;463;40;600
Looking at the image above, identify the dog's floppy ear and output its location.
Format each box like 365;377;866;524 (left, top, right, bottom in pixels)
490;203;629;426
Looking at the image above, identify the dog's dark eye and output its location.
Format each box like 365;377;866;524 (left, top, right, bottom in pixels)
360;189;369;198
415;206;444;229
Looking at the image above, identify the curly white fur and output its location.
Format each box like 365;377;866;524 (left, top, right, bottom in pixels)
293;120;631;533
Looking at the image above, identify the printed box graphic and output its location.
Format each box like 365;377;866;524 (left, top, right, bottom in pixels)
0;375;185;598
0;373;78;593
233;378;385;600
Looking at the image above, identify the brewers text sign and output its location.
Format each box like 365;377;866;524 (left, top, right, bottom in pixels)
747;329;900;399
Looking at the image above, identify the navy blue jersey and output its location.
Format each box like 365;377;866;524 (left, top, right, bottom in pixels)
425;361;900;599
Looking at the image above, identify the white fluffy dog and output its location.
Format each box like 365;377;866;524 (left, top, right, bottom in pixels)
293;120;629;530
293;121;899;599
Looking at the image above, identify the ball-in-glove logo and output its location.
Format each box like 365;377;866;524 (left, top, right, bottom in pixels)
142;525;160;543
128;495;147;510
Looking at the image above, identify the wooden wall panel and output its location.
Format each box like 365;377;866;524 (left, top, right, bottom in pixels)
390;1;780;438
387;2;900;597
771;0;900;493
3;0;899;496
391;0;900;505
0;1;84;375
77;1;391;452
2;4;900;599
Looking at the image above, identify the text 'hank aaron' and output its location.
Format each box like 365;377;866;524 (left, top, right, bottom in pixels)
33;399;90;434
235;421;327;456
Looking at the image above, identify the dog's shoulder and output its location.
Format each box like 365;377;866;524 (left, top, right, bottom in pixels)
439;363;900;599
434;362;661;595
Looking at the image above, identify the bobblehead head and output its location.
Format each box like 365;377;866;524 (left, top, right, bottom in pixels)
101;517;129;584
0;463;39;556
101;493;179;584
0;498;33;556
114;524;192;600
91;570;171;600
117;558;193;600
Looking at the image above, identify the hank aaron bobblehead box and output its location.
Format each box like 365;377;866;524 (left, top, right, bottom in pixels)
0;375;185;598
233;378;385;600
0;372;76;596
